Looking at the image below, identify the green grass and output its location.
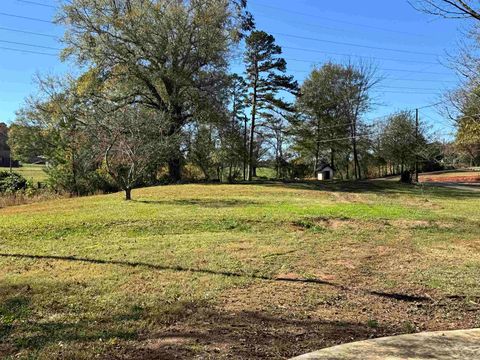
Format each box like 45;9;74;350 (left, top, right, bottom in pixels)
1;181;480;358
255;167;276;179
0;164;47;183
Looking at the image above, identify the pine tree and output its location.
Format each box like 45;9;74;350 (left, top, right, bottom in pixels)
244;31;298;181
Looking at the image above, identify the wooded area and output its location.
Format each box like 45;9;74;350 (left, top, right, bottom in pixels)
3;0;480;200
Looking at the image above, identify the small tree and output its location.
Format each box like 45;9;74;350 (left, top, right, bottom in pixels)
10;75;99;195
96;106;172;201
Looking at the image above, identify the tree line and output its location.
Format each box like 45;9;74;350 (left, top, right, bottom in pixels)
7;0;453;200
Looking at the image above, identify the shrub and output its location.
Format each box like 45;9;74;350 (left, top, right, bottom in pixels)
0;172;28;193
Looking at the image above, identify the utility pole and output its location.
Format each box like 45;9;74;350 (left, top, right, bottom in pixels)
415;108;419;183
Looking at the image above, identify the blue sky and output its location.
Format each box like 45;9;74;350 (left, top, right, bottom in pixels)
0;0;471;138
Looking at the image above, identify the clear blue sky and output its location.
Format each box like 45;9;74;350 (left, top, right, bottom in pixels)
0;0;471;138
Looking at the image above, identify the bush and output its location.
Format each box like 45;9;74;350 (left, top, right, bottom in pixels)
0;171;28;193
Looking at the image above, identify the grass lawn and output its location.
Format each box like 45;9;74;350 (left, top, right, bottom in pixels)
0;164;47;183
254;167;277;179
1;181;480;359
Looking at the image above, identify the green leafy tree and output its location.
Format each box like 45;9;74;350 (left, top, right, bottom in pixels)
292;62;379;179
10;76;99;195
379;111;426;176
189;124;221;181
294;63;352;177
59;0;252;182
455;86;480;165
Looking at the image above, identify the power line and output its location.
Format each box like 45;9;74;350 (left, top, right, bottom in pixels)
382;68;450;75
236;56;455;80
286;53;439;65
0;26;59;39
314;133;380;145
0;12;53;24
422;113;455;128
373;90;441;94
289;67;451;76
250;2;425;37
0;45;57;56
275;33;439;57
417;101;443;110
377;85;446;91
389;78;457;83
17;0;57;8
0;39;61;51
235;55;442;67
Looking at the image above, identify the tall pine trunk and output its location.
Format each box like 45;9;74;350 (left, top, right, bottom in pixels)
248;69;258;182
243;117;248;181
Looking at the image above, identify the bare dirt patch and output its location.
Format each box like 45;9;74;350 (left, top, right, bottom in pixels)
292;217;454;232
116;281;480;360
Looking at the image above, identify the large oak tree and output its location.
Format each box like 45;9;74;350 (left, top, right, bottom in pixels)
59;0;252;182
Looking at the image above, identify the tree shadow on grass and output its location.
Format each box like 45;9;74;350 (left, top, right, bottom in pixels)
132;198;261;208
252;180;480;200
1;257;476;359
0;281;397;359
0;253;431;303
118;307;400;360
0;283;139;357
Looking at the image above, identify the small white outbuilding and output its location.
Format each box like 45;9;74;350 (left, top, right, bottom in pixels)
317;163;334;181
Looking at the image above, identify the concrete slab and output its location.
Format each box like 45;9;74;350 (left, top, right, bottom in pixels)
291;329;480;360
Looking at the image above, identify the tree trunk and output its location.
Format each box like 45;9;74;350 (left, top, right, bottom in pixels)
314;150;319;178
168;157;182;183
345;157;350;180
248;65;258;182
330;148;335;170
353;140;361;180
167;118;183;182
243;118;248;181
248;117;255;181
125;188;132;201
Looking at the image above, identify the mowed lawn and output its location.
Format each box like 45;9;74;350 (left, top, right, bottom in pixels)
0;164;47;183
1;182;480;359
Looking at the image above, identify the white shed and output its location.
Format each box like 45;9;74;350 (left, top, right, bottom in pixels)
317;164;334;181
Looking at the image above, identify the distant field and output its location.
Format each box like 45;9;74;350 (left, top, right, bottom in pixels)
0;164;47;183
1;181;479;359
255;167;276;179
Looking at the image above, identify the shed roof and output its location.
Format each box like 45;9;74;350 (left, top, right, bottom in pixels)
317;163;334;171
